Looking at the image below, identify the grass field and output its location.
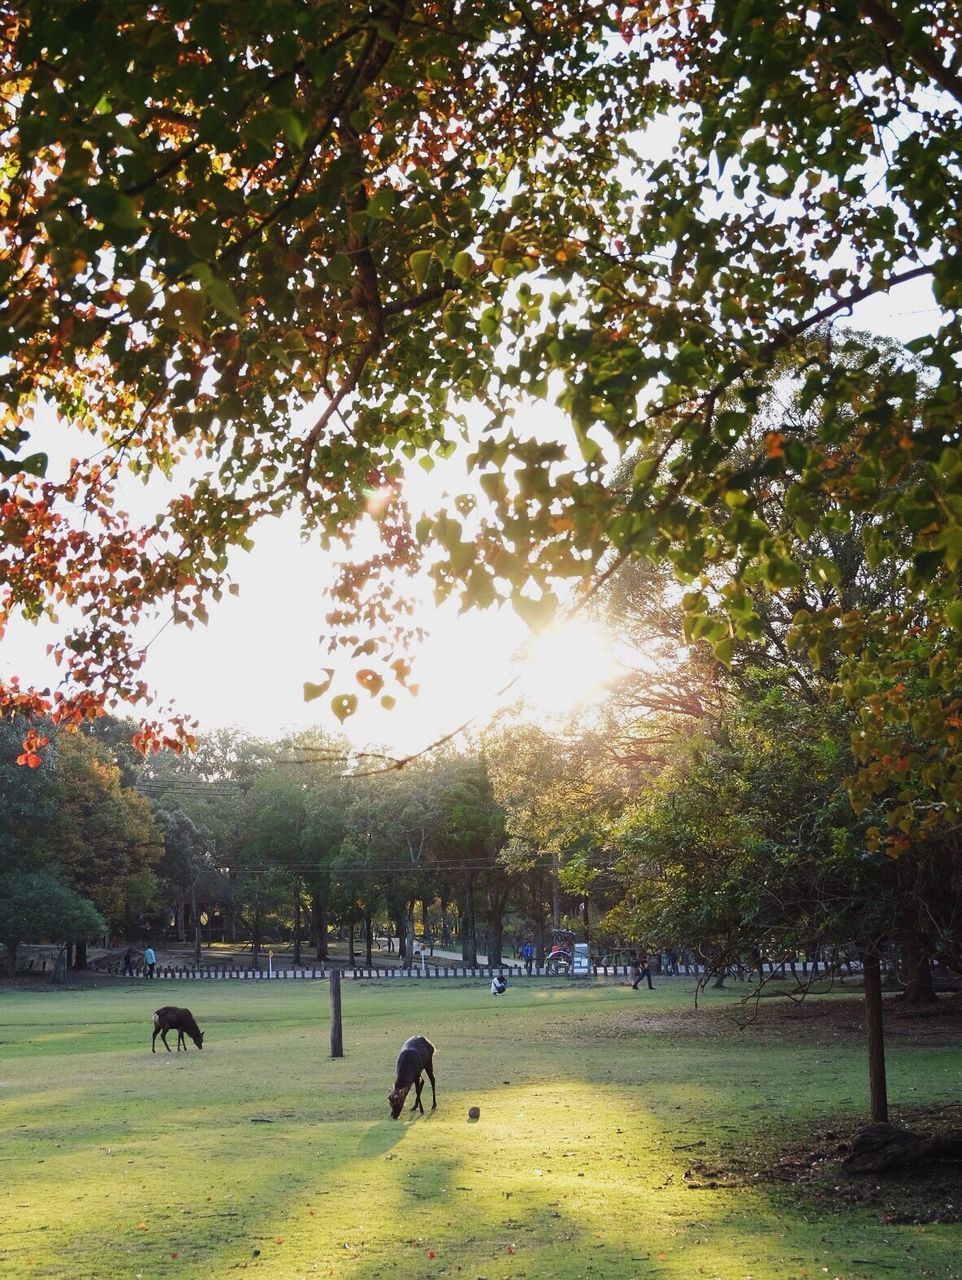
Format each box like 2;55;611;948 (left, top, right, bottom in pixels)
0;976;959;1280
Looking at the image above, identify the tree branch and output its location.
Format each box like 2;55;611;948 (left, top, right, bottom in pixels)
857;0;962;106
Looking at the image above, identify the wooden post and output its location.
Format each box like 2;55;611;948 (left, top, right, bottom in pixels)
863;951;888;1123
329;968;344;1058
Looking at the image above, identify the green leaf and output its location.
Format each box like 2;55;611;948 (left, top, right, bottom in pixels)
204;278;242;321
451;250;475;280
127;280;154;320
326;253;353;284
511;591;558;630
366;189;395;219
713;635;734;666
409;249;433;289
280;109;308;149
946;602;962;633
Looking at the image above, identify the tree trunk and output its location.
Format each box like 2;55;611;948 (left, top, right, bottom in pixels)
863;950;889;1123
252;909;262;967
227;874;238;943
406;899;416;968
534;869;546;966
329;969;343;1059
73;940;87;971
191;879;201;966
292;880;302;966
899;938;938;1004
395;914;407;963
421;898;433;952
314;896;328;961
6;941;17;976
486;884;506;965
551;851;561;929
348;920;356;965
176;894;186;944
364;912;373;968
461;873;478;966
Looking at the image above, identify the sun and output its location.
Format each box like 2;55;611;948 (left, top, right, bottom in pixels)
516;617;615;720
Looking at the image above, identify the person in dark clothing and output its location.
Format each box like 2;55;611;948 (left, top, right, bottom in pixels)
122;948;135;977
631;951;653;990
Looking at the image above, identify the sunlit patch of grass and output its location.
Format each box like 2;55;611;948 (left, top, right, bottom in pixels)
0;980;960;1279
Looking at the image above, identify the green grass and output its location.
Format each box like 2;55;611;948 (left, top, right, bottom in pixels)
0;977;958;1280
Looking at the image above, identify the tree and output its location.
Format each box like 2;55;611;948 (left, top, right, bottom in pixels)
339;766;441;964
156;807;220;962
0;0;627;740
0;717;59;873
244;768;310;962
301;770;348;962
4;3;958;766
52;731;163;961
485;717;626;956
433;755;507;963
0;869;104;975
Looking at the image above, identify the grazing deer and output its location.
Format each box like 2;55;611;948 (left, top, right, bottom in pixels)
152;1006;205;1053
388;1035;436;1118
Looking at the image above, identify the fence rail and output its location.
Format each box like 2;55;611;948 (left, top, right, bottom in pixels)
119;960;832;981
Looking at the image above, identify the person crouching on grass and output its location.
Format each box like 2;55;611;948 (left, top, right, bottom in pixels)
630;951;653;990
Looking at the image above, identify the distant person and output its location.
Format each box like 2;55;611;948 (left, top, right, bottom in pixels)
521;941;534;975
665;947;679;976
122;948;134;977
631;951;653;991
490;974;507;995
143;945;157;979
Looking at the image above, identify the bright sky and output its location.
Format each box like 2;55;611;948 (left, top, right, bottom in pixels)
1;391;617;756
1;275;939;756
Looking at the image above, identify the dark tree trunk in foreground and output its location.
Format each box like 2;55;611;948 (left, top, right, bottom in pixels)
863;951;889;1124
364;912;373;968
73;940;87;970
329;969;343;1059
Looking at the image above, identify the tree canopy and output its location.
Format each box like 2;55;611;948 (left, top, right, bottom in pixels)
1;1;959;798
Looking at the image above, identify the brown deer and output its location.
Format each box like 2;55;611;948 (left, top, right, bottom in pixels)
152;1006;205;1053
388;1035;436;1118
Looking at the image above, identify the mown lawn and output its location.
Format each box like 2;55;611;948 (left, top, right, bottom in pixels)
0;976;959;1280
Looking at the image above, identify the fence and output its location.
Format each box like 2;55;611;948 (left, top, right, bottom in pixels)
132;962;641;980
131;962;800;981
123;954;844;981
